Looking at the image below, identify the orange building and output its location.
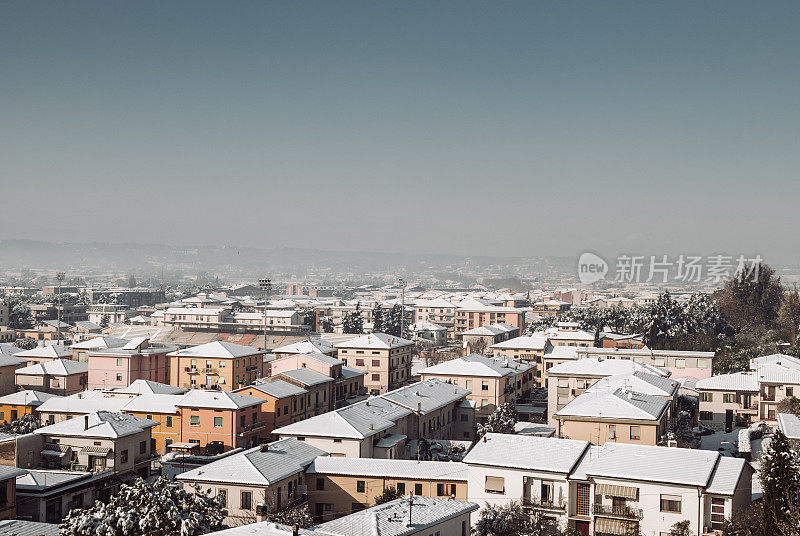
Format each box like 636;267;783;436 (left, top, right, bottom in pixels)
168;341;268;391
174;390;265;451
121;394;184;454
0;390;58;424
235;379;309;439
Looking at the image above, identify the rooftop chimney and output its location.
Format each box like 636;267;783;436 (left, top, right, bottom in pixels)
84;415;89;430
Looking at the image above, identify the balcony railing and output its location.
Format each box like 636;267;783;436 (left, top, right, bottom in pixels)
762;394;776;402
593;504;643;520
522;497;566;512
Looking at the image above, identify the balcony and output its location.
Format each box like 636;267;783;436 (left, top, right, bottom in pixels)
593;504;643;520
185;367;198;374
762;394;776;402
522;497;566;512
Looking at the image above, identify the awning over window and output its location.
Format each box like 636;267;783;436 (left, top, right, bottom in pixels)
596;483;638;500
594;517;636;535
485;476;505;493
80;446;112;455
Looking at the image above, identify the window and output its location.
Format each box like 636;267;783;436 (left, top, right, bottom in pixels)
630;426;641;440
217;489;227;507
485;476;505;494
316;478;325;491
116;374;122;381
465;380;472;390
240;415;246;427
608;424;616;440
397;483;405;494
698;359;709;369
675;359;686;368
372;374;380;381
414;483;423;495
166;416;173;427
700;411;714;420
356;480;365;493
700;392;713;402
116;358;122;366
481;381;489;391
121;450;128;463
190;415;200;426
660;494;681;513
788;387;795;397
356;359;365;366
654;357;666;367
723;394;736;403
139;441;146;454
241;491;252;510
372;360;380;366
711;497;725;525
214;417;223;427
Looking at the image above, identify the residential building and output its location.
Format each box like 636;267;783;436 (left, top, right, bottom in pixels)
176;438;326;525
86;337;176;390
273;369;334;417
408;322;448;347
174;390;265;451
454;298;525;338
546;359;670;423
120;394;184;454
28;304;87;325
575;347;715;380
15;359;88;396
86;304;129;326
553;388;670;446
489;335;549;364
461;324;519;355
14;345;72;366
0;351;29;396
336;333;413;395
168;341;268;391
0;390;57;423
35;391;132;424
0;465;26;520
463;433;590;526
540;324;595;348
306;457;468;522
413;298;456;331
418;354;534;426
71;336;129;361
695;372;759;431
272;339;336;359
235;380;309;438
541;346;579;388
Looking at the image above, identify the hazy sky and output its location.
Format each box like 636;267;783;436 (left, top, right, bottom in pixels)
1;2;799;261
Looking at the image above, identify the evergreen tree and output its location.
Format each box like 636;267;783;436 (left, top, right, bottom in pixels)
759;429;800;531
477;403;518;436
343;303;364;334
321;316;334;333
100;314;110;328
372;304;385;333
385;303;404;336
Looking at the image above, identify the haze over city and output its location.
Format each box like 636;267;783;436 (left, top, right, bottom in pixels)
2;1;799;262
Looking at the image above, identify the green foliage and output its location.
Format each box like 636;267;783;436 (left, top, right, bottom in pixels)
342;302;364;334
472;501;560;536
264;504;314;528
668;520;694;536
374;485;404;505
759;429;800;532
477;403;518;436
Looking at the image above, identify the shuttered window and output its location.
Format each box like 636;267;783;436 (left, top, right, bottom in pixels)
485;476;505;494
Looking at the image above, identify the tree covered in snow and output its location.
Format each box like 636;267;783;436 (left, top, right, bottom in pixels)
320;315;334;333
384;303;404;337
263;504;314;528
472;501;560;536
372;304;385;333
59;476;225;536
374;485;404;505
4;296;33;329
668;520;693;536
100;314;110;328
342;303;364;334
477;403;518;437
14;337;37;350
759;429;800;532
0;413;43;434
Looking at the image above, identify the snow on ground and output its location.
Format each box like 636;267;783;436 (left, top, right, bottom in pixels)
698;429;769;501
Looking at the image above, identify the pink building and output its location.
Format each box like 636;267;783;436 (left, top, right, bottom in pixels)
87;337;177;390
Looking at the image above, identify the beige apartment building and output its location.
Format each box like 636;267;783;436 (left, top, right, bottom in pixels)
695;372;759;431
15;359;88;396
576;347;715;380
554;389;670;446
306;457;468;521
418;354;534;424
413;298;456;330
336;333;412;394
453;298;525;338
168;341;268;391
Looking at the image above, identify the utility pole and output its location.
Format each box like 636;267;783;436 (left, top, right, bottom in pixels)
398;278;406;338
258;278;272;351
55;272;65;343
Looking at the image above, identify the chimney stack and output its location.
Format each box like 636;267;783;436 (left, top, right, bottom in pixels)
84;415;89;430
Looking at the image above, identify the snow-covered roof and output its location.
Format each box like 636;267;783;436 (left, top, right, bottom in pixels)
462;323;519;336
307;457;467;481
464;433;589;474
543;345;579;361
72;336;130;350
248;379;308;399
176;439;326;486
418;354;531;378
176;390;263;410
116;379;187;396
314;496;478;536
778;413;800;440
121;394;183;414
756;363;800;384
409;321;447;332
0;390;58;406
35;411;158;439
547;358;668;378
585;371;679;398
380;379;469;414
36;391;130;415
273;339;336;355
168;341;266;359
15;359;88;376
695;372;759;392
335;333;412;350
555;388;669;421
15;345;72;359
584;443;725;487
750;353;800;371
164;307;225;315
490;335;548;351
0;519;59;536
276;368;334;387
706;456;750;495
